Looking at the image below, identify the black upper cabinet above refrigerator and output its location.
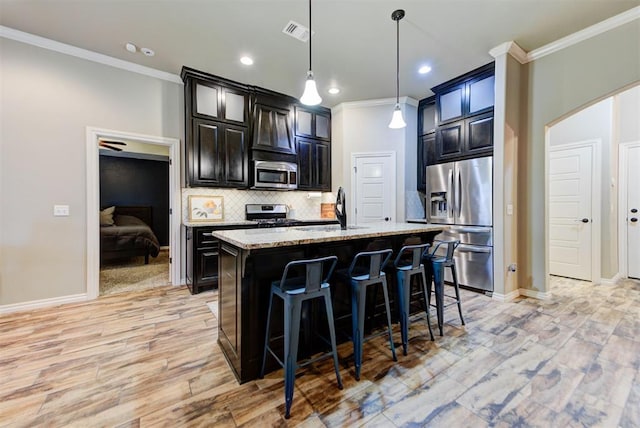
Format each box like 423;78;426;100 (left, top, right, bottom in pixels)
417;62;495;173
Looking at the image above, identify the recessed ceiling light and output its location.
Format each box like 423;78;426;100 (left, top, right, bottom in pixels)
240;56;254;66
140;47;155;57
125;42;137;53
328;87;340;95
418;65;432;74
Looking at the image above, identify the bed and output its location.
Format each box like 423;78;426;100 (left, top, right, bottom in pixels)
100;206;161;264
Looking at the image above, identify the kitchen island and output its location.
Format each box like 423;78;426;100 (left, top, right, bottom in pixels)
212;222;446;383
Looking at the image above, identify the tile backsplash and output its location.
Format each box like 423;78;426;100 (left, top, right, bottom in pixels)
182;188;335;222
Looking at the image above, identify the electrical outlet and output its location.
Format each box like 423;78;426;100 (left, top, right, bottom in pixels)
53;205;70;216
507;204;514;215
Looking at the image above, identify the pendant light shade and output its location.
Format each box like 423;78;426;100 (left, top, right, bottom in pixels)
389;9;406;129
300;0;322;106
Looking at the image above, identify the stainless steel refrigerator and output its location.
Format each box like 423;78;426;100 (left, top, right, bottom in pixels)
426;156;493;292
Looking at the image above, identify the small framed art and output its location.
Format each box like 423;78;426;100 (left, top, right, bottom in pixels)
188;195;224;222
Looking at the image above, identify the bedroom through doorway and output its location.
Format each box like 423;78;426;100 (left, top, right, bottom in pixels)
86;127;181;300
99;142;171;295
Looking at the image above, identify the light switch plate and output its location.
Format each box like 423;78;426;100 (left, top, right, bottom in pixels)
53;205;70;216
507;204;513;215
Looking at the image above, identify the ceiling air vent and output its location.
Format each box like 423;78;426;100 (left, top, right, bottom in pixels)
282;20;310;42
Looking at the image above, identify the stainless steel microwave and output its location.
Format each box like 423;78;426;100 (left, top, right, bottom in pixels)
252;160;298;190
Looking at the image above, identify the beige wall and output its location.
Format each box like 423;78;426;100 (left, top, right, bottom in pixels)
519;20;640;292
0;38;182;305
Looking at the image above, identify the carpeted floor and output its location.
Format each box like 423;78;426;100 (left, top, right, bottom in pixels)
100;249;170;296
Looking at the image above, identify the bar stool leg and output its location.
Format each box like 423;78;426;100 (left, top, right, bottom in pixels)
396;270;410;356
260;291;275;378
284;298;302;419
350;280;365;381
432;261;445;336
419;269;435;341
323;290;343;389
451;264;465;325
380;277;397;361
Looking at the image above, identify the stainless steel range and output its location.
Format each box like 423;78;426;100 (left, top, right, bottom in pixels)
245;204;300;227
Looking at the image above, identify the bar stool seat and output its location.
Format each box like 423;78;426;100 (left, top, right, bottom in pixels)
393;243;435;355
337;249;397;381
424;240;465;334
260;255;343;419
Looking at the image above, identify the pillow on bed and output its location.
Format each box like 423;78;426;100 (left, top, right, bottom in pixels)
100;206;115;226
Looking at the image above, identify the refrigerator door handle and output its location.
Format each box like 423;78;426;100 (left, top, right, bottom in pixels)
448;168;454;218
457;168;462;218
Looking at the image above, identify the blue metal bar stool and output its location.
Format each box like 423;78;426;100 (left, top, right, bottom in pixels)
394;243;435;355
341;249;396;381
259;255;343;419
424;240;464;335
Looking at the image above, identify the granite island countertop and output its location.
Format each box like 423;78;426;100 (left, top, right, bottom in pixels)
212;222;447;250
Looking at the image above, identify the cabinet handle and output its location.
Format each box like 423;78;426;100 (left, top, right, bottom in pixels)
202;232;214;237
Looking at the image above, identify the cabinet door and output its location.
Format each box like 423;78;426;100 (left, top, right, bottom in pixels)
466;112;494;156
222;88;249;124
437;83;464;124
253;104;295;154
419;100;436;136
223;125;248;187
219;244;240;364
194;81;220;119
296;138;313;189
191;119;222;186
417;133;436;191
436;120;464;161
295;107;313;138
468;74;495;116
199;250;219;284
315;111;331;141
314;141;331;191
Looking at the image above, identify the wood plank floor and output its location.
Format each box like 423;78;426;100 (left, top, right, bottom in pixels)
1;276;639;427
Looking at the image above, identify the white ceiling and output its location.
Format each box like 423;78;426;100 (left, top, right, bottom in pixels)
1;0;637;107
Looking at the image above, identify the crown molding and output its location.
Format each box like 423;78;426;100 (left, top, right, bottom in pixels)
489;41;528;64
527;6;640;62
0;25;183;84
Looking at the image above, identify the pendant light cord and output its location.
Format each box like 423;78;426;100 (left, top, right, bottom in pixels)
308;0;312;73
395;16;399;104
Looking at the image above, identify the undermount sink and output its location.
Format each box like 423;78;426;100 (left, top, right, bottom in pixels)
294;225;369;232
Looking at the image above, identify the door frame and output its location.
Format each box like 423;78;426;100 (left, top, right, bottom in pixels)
546;139;602;283
86;127;182;299
618;141;640;278
350;151;397;225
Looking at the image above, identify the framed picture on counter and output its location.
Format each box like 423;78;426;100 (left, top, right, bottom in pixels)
188;195;224;222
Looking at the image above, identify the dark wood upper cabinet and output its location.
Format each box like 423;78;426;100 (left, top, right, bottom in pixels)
295;105;331;141
415;62;494;176
296;137;331;191
191;79;249;126
189;118;248;188
432;62;495;126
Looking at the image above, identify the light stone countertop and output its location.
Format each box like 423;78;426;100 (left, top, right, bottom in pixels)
212;222;447;250
182;218;338;227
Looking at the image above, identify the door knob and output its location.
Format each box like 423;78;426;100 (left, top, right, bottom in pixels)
384;217;390;221
578;218;589;223
631;208;638;213
631;218;638;223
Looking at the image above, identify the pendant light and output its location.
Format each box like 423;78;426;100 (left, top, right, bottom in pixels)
300;0;322;105
388;9;406;129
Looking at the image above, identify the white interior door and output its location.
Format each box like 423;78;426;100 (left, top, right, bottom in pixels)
549;145;593;281
626;145;640;279
353;154;395;224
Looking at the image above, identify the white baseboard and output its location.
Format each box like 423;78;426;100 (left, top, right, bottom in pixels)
519;288;552;300
599;273;622;285
0;293;89;314
492;289;520;302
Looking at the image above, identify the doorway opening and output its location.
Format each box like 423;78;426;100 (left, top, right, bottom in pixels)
86;127;181;299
